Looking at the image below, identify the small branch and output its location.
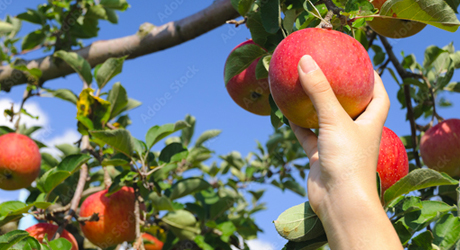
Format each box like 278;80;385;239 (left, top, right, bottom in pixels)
367;30;377;49
379;35;422;168
133;185;144;250
14;88;33;130
226;17;247;27
77;212;99;224
378;58;391;76
320;0;344;15
51;135;90;240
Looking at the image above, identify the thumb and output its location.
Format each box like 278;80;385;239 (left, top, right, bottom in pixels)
298;55;349;127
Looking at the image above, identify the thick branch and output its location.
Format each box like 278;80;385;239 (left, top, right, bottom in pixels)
379;35;422;168
0;0;239;91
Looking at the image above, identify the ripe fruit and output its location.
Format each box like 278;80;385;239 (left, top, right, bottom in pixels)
269;28;374;128
25;223;79;250
143;233;164;250
377;127;409;192
79;186;136;248
367;0;426;38
224;40;271;116
0;133;41;190
420;119;460;177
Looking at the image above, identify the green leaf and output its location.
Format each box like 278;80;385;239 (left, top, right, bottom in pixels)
255;55;269;80
444;82;460;93
36;154;91;193
149;192;175;211
0;126;14;135
433;213;460;249
194;235;213;250
384;169;459;205
146;121;189;149
159;143;187;163
117;98;142;114
55;144;80;156
371;45;386;66
260;0;280;33
54;50;92;85
91;129;137;157
95;56;127;90
404;200;455;230
0;201;52;227
21;30;46;51
282;234;328;250
48;238;72;250
274;201;325;242
16;9;44;25
394;218;412;245
283;180;306;196
379;0;460;32
44;88;78;105
180;115;196;147
100;0;129;11
194;130;221;147
445;0;460;13
169;177;211;200
107;82;128;119
0;22;14;33
0;230;30;250
162;210;201;240
408;231;434;250
224;43;267;85
424;45;447;68
217;221;236;242
231;0;253;16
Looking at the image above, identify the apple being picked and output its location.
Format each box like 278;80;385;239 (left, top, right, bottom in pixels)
0;133;41;190
377;127;409;192
367;0;426;38
25;223;79;250
269;28;374;129
420;119;460;177
224;40;271;116
79;186;137;248
143;233;164;250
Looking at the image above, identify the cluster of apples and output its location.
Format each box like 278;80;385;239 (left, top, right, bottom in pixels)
222;0;449;193
224;27;409;192
0;133;163;248
23;187;163;249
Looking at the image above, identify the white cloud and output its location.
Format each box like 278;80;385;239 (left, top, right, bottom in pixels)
0;98;48;128
231;239;276;250
40;129;81;157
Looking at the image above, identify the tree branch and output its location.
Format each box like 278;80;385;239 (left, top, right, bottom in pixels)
0;0;239;91
379;35;422;168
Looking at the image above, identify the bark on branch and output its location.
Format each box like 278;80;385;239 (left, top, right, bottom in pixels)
0;0;239;91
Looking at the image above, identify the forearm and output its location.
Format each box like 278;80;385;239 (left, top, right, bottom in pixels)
318;187;402;250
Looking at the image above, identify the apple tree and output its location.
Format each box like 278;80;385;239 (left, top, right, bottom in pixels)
0;0;459;250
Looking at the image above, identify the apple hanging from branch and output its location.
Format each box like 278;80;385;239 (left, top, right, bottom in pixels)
26;223;79;250
0;133;41;190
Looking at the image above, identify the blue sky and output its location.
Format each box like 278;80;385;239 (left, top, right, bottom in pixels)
0;1;459;249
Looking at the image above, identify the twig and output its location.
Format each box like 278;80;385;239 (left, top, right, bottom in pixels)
379;35;422;168
14;88;33;130
320;0;344;15
51;135;90;239
378;58;391;76
132;185;145;250
77;213;99;224
226;17;247;27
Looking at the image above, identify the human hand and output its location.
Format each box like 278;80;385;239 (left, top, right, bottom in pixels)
291;55;390;218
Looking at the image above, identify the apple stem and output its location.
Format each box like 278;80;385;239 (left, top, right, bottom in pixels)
379;35;423;169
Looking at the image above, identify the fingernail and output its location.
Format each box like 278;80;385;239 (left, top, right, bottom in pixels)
298;55;318;74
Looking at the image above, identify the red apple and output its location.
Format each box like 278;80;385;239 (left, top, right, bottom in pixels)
143;233;163;250
225;40;271;116
420;119;460;177
79;186;136;248
25;223;79;250
367;0;426;38
377;127;409;192
0;133;41;190
268;28;374;128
